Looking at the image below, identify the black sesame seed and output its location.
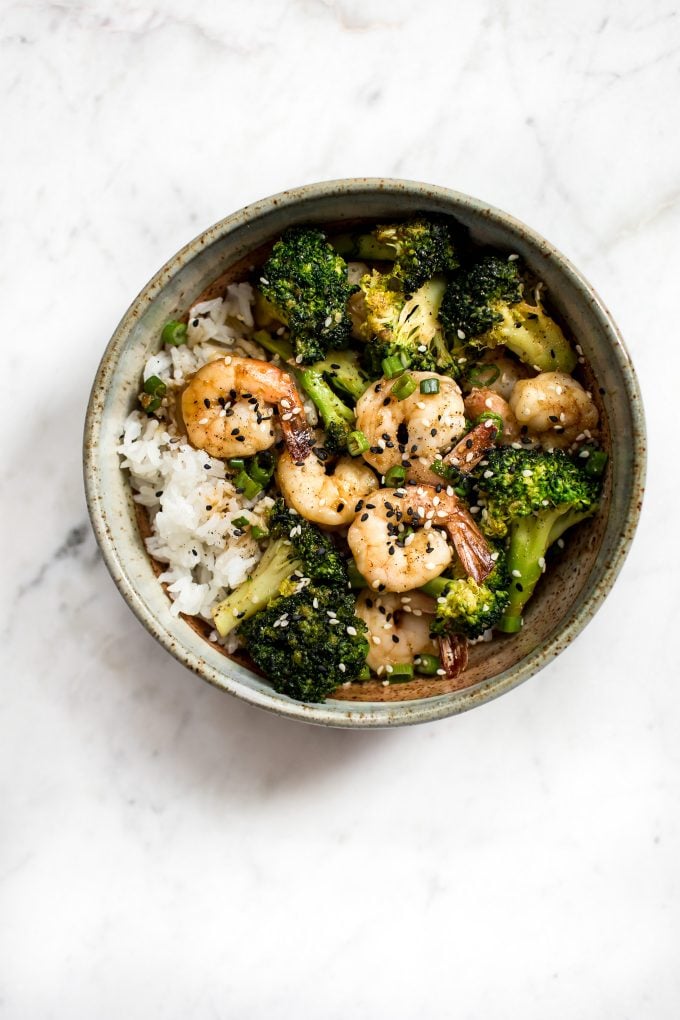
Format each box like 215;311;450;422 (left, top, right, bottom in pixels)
336;502;345;513
203;398;210;408
392;635;399;643
205;505;213;511
515;582;524;592
361;513;369;522
235;435;246;442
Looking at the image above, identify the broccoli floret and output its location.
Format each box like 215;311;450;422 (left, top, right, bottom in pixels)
473;447;601;632
440;255;577;373
239;584;369;702
357;271;457;377
212;500;346;635
333;217;459;291
259;227;356;364
298;367;355;453
423;575;510;641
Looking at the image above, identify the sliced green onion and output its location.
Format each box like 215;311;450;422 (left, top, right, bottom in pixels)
143;375;167;397
227;458;246;472
347;430;369;457
231;515;250;529
348;559;368;589
382;352;411;378
392;373;417;401
384;465;406;487
251;525;269;540
357;664;371;681
388;662;414;682
468;363;500;387
420;377;440;395
476;410;504;437
583;449;608;478
249;451;274;485
139;393;161;414
234;471;262;500
414;653;440;676
161;320;188;347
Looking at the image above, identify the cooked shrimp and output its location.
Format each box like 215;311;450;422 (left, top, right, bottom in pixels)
181;355;312;460
355;591;438;673
469;351;531;400
464;388;520;444
276;441;379;527
355;371;466;484
347;485;494;592
510;371;598;449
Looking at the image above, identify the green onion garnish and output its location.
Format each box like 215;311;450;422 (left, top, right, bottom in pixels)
251;525;269;540
476;410;504;437
388;662;414;682
382;352;411;378
347;559;368;589
234;471;262;500
227;458;246;472
139;393;161;414
231;515;250;529
384;465;406;487
143;375;167;397
249;451;274;485
414;653;440;676
357;664;371;682
161;320;188;347
420;378;440;395
468;363;500;387
392;373;417;401
347;430;369;457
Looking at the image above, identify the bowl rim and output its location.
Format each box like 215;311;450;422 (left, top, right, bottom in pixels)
84;177;646;728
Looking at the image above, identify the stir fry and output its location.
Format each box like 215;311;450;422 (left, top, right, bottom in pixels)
136;218;606;702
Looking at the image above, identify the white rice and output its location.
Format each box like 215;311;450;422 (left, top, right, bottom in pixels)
117;284;277;647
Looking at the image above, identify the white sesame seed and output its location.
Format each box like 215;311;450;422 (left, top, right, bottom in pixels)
508;253;519;261
339;663;346;673
465;452;474;463
418;345;427;353
382;679;389;686
324;315;332;327
457;329;466;340
436;668;447;676
416;401;426;410
372;636;382;644
385;665;393;673
281;412;293;421
483;470;494;479
198;417;209;425
557;538;565;549
346;626;357;636
485;397;494;409
260;277;269;285
470;506;480;514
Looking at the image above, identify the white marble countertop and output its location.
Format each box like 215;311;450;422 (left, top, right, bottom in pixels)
2;1;679;1016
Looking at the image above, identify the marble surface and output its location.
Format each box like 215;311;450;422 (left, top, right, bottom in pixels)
2;0;679;1016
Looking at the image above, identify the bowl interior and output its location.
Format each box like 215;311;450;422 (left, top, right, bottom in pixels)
85;181;645;726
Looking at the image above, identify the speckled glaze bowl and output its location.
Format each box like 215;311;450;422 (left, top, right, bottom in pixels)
84;179;646;728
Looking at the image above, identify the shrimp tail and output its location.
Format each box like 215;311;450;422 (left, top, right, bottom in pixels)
438;634;469;680
444;423;497;475
281;418;314;462
446;503;496;584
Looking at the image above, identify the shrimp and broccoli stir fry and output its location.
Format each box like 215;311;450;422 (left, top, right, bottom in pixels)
135;218;607;702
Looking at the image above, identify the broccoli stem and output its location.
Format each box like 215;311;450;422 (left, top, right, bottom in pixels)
420;576;449;599
498;502;599;633
312;350;371;402
331;232;397;262
212;540;301;637
495;305;577;374
498;514;556;633
298;368;355;429
253;329;294;362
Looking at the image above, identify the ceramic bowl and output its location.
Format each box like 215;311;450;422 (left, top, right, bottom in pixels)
83;179;646;728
